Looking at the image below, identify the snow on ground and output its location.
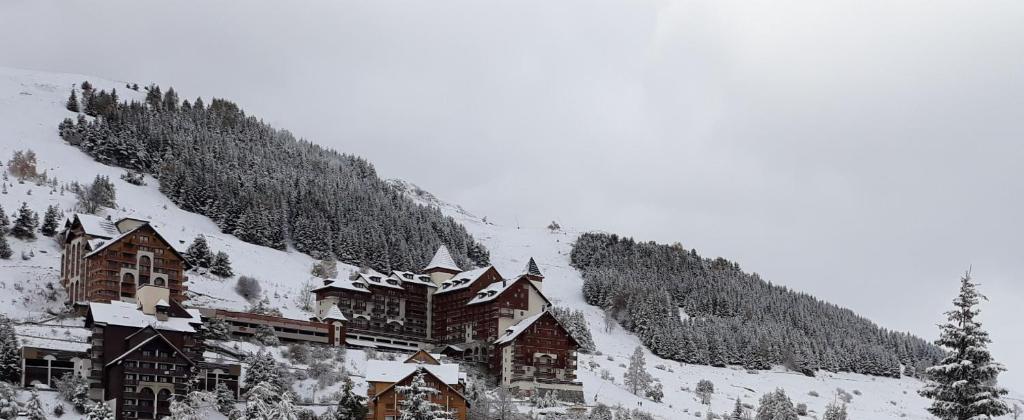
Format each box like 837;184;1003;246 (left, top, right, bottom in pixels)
1;66;1021;418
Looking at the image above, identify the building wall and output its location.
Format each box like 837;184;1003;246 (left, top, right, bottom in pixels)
491;314;581;401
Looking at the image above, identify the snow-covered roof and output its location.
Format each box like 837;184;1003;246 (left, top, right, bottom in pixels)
322;305;347;322
155;299;169;308
424;245;461;272
365;359;461;385
105;331;195;367
434;266;494;295
467;278;520;305
82;221;187;263
390;270;438;287
88;301;199;333
523;257;544;278
73;214;119;238
356;270;405;290
311;278;372;294
17;335;91;353
493;311;548;345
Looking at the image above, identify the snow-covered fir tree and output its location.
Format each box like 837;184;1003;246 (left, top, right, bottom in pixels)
10;202;38;240
397;368;451;420
86;401;115;420
0;382;16;419
210;251;234;277
624;346;652;396
205;317;232;341
731;398;747;420
24;389;46;420
919;272;1010;420
572;233;942;376
822;402;847;420
73;175;116;214
328;379;367;420
0;315;21;383
755;389;797;420
167;390;215;420
40;204;61;237
243;348;286;395
214;382;235;415
185;235;214;269
66;87;79;112
0;203;9;233
0;234;11;260
238;381;281;420
58;86;490;272
590;404;613;420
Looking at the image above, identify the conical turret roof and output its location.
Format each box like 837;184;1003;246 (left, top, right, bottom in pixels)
323;305;348;322
424;245;461;273
523;257;543;278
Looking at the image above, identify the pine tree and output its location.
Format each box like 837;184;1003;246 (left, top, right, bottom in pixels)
86;401;115;420
755;389;797;420
731;398;745;420
214;382;235;415
40;204;61;237
0;235;11;260
822;402;847;420
590;404;614;420
919;272;1010;420
624;346;652;396
243;349;285;395
167;390;214;420
210;251;234;277
397;368;449;420
10;202;38;240
185;235;214;268
0;204;8;233
66;88;79;112
24;389;47;420
0;315;21;383
330;379;368;420
240;381;278;420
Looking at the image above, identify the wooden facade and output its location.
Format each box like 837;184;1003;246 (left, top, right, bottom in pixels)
491;312;583;401
366;367;468;420
61;215;189;307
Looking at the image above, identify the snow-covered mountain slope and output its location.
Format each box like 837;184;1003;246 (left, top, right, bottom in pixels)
1;66;1020;419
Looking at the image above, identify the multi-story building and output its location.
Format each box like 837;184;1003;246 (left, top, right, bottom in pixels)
84;283;238;420
61;214;189;308
313;246;583;401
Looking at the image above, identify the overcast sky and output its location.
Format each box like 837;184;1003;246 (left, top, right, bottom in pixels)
2;0;1022;390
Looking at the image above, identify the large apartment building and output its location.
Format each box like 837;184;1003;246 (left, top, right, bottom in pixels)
313;246;583;400
61;214;189;308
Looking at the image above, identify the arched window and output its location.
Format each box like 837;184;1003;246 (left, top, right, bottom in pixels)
122;272;135;285
154;277;166;287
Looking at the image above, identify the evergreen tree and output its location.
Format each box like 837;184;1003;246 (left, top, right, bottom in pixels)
10;202;38;239
253;324;280;346
0;204;8;233
590;404;614;420
66;88;79;112
755;389;797;420
731;398;746;420
211;251;234;277
0;315;21;383
24;389;46;420
330;379;368;420
85;401;115;420
624;346;652;396
40;204;61;237
243;349;286;395
214;382;235;415
167;390;214;420
205;317;232;341
696;379;715;405
397;368;450;420
0;382;16;419
919;272;1010;420
240;381;278;420
185;235;214;268
0;235;11;260
822;402;847;420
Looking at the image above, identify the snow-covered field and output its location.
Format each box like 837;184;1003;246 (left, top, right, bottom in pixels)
1;66;1020;419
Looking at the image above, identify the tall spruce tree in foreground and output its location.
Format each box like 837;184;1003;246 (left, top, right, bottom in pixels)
397;368;451;420
0;315;21;383
919;272;1009;420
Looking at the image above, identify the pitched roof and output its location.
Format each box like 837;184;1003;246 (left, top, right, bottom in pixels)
71;214;119;239
365;359;461;385
424;245;461;272
105;329;196;367
390;270;438;288
466;276;543;305
311;278;371;294
434;266;495;295
88;301;200;333
403;350;441;365
82;222;191;268
355;269;405;290
369;366;469;406
524;257;544;278
322;305;348;322
493;311;577;346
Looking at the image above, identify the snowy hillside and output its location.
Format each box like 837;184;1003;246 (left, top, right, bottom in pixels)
0;66;1020;419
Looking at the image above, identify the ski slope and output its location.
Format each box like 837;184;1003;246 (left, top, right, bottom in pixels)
0;66;1020;419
